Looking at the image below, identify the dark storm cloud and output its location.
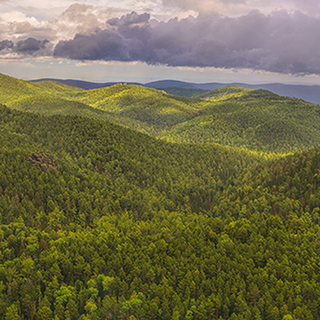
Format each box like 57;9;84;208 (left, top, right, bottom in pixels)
0;40;13;51
16;38;49;54
54;12;153;61
54;10;320;75
54;32;130;60
0;38;50;56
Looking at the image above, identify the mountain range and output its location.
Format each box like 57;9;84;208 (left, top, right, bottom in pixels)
1;73;318;154
32;78;320;104
2;72;320;319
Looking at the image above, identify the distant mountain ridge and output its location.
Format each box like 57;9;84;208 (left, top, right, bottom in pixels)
31;78;140;90
32;78;320;104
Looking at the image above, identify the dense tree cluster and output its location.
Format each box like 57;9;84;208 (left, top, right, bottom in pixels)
1;104;320;319
162;90;320;153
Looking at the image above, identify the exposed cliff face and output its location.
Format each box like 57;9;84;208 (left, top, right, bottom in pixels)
28;152;57;170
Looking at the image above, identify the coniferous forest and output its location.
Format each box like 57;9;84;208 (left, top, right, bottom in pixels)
1;74;320;319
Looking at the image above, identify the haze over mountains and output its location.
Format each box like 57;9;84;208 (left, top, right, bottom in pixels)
32;78;320;105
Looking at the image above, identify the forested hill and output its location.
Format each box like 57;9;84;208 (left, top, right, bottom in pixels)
2;73;320;154
161;88;320;153
2;104;320;319
195;85;248;99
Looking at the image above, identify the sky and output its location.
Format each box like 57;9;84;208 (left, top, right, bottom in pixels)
1;0;320;84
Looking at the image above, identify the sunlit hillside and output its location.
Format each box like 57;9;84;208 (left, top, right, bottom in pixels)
1;103;320;319
161;89;320;153
1;73;320;154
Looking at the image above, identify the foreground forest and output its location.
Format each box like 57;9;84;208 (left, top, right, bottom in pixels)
1;93;320;319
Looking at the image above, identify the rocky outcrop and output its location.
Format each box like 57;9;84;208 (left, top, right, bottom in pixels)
28;152;57;170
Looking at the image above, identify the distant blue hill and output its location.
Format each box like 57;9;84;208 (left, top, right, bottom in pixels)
144;80;200;89
31;78;320;104
234;83;320;105
31;78;140;90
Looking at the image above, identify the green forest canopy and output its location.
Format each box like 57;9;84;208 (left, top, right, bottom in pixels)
2;73;320;154
1;73;320;319
1;103;320;319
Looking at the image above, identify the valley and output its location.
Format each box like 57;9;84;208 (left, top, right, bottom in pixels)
1;73;320;319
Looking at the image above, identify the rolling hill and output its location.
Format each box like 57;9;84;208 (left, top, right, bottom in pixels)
155;87;208;98
1;103;320;319
66;84;203;130
161;88;320;153
32;77;320;104
2;71;320;319
2;73;320;154
1;74;202;135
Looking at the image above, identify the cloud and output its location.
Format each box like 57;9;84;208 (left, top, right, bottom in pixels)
0;9;57;45
53;10;320;75
57;4;103;37
0;37;51;56
0;40;13;51
2;4;320;76
0;4;126;44
256;0;320;16
161;0;245;13
54;32;129;61
54;12;153;61
16;38;49;53
160;0;320;16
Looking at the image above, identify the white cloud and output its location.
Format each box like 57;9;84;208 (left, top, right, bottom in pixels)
161;0;320;16
1;10;40;24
